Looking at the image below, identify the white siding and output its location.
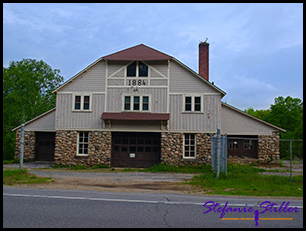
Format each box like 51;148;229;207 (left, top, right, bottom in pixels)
221;104;279;135
57;61;106;93
24;110;56;131
169;60;218;94
169;94;221;131
56;93;104;129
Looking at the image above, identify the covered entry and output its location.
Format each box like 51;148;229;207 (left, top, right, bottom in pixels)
227;135;258;158
35;132;55;161
112;132;161;168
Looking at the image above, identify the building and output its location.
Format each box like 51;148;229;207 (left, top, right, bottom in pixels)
13;43;285;167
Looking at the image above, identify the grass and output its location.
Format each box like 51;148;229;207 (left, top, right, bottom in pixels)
3;169;54;186
188;163;303;197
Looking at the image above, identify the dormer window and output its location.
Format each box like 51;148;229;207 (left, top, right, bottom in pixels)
127;61;148;77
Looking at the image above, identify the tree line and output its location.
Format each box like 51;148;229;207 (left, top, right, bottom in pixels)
244;96;303;159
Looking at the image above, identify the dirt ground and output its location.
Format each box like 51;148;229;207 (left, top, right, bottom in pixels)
3;162;303;198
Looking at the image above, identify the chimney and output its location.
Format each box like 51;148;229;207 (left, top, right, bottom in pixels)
199;41;209;81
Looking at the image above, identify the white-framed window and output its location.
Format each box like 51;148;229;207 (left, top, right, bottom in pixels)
73;93;92;111
184;134;196;159
183;95;202;112
126;61;148;77
229;139;239;149
77;132;89;156
123;95;150;112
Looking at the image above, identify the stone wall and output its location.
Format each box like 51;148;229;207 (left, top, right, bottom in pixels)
161;132;211;166
54;130;111;166
258;132;280;162
14;129;36;161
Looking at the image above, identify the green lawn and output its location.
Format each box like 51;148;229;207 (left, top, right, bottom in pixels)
3;169;54;185
187;164;303;197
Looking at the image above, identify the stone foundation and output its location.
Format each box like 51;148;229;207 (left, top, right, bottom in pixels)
258;132;280;162
14;129;36;161
54;130;112;166
161;132;211;166
14;128;281;167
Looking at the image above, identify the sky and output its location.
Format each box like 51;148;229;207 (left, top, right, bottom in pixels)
3;3;303;110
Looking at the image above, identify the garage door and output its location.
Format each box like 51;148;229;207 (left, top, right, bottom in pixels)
112;132;161;168
36;132;55;161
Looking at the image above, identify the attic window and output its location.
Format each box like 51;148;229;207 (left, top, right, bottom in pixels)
127;61;148;77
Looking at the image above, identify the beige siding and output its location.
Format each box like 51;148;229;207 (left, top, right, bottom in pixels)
169;60;218;94
56;93;104;129
221;104;278;135
169;94;221;131
24;110;56;131
106;87;167;113
57;61;106;93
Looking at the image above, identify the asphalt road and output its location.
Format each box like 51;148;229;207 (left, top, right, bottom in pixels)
3;187;303;228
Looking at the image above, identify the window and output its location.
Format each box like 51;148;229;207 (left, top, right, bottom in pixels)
184;134;196;158
73;94;91;111
84;96;90;110
127;61;148;77
124;96;150;112
124;96;131;110
134;96;140;111
78;132;89;156
229;139;239;149
184;96;202;112
143;96;149;111
244;140;254;150
75;96;81;110
195;97;201;111
127;61;137;77
185;97;192;111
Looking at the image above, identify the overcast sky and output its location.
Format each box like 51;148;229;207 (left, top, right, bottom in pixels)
3;3;303;110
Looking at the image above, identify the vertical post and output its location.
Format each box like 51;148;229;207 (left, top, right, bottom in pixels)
19;124;25;170
290;140;292;183
216;128;221;179
225;133;227;176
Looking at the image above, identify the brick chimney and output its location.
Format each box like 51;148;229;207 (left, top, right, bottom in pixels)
199;42;209;81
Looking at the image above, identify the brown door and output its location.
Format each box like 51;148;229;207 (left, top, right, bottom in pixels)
36;132;55;161
112;132;161;168
227;136;258;158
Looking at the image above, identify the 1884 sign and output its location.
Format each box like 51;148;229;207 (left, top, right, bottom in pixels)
127;79;148;86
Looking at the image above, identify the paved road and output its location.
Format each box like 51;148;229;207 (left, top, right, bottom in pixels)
3;187;303;228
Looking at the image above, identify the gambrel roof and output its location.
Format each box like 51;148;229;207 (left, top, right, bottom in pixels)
52;44;226;97
103;44;172;61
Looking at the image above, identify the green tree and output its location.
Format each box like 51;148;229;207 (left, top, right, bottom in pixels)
3;59;64;160
245;96;303;159
266;96;303;159
244;107;270;121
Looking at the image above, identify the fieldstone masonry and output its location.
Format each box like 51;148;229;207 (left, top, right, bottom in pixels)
54;130;111;166
14;129;280;166
258;132;280;162
14;129;36;161
161;132;211;166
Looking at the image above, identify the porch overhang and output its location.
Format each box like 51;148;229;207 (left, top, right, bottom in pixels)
101;112;170;121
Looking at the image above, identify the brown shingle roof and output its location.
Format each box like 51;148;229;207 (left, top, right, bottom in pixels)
103;44;172;61
101;112;170;120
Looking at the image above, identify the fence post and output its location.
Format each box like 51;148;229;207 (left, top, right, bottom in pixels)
290;140;292;183
225;133;227;176
19;124;24;170
216;128;221;179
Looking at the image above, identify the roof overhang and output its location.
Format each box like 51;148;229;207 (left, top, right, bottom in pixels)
101;112;170;121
